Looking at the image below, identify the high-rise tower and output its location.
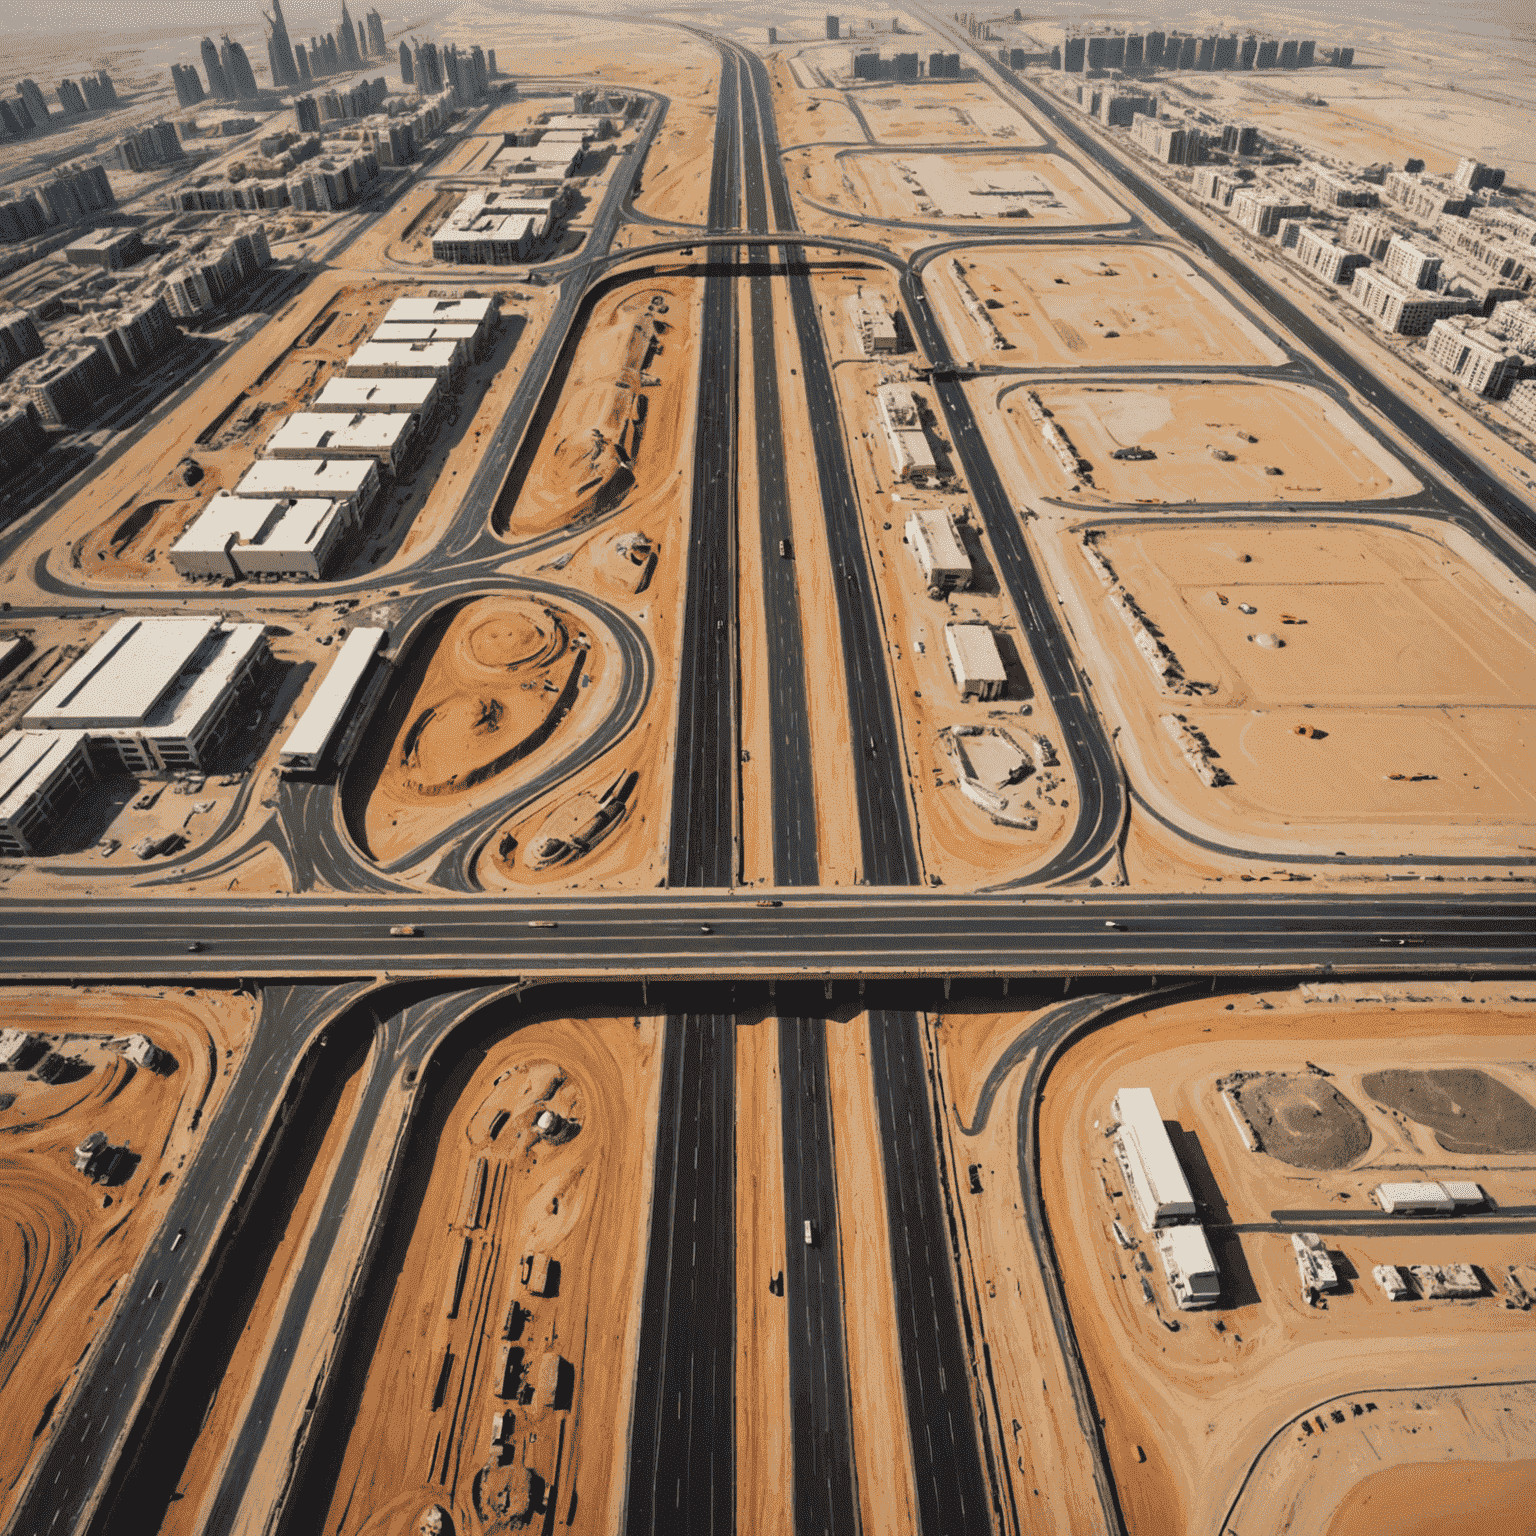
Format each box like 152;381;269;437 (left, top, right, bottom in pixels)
366;8;386;56
265;0;299;87
201;36;232;99
338;3;362;67
220;35;259;98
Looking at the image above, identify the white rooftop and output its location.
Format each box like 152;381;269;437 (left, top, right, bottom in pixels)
312;376;438;413
25;616;224;728
236;457;379;498
265;411;414;457
945;623;1007;684
280;626;385;764
1159;1224;1218;1277
384;296;494;326
346;339;463;377
0;730;90;823
172;492;342;565
370;321;482;344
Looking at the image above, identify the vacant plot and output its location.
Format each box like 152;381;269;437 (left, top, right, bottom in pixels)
1235;1074;1373;1169
1362;1069;1536;1155
1044;517;1536;853
1001;381;1413;503
848;149;1127;225
360;594;614;865
853;84;1046;145
1324;1456;1536;1536
941;245;1285;367
499;278;695;540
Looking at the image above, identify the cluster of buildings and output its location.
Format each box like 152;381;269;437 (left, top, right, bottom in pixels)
850;51;961;81
397;37;497;108
431;100;631;264
1056;28;1349;75
103;121;187;176
168;294;495;581
0;164;116;246
0;73;119;141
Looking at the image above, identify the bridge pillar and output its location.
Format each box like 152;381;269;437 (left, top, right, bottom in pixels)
824;980;834;1000
944;977;952;999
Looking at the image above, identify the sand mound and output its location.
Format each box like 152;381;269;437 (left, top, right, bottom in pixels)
1362;1068;1536;1155
1235;1073;1372;1169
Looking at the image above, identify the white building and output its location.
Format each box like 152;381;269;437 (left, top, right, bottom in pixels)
0;729;95;856
905;508;971;594
1503;377;1536;433
944;623;1007;701
384;295;495;348
1373;1179;1483;1213
1424;314;1528;397
310;375;440;416
0;1028;44;1068
234;456;381;520
877;383;937;481
264;410;419;471
1111;1086;1198;1231
346;338;464;380
170;492;349;581
1289;224;1370;284
1155;1225;1221;1310
370;321;484;360
1230;189;1310;238
1348;267;1475;335
1381;233;1442;290
23;615;269;774
845;286;898;354
279;626;386;773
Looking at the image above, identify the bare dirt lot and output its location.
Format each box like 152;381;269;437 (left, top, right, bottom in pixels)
1361;1069;1536;1155
1233;1074;1373;1170
1038;986;1536;1536
852;148;1127;226
499;280;694;541
936;244;1286;368
997;379;1413;504
360;593;620;867
0;986;254;1527
1039;516;1536;859
318;1010;662;1536
851;82;1046;146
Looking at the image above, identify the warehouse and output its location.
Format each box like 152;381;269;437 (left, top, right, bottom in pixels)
234;456;381;520
346;338;464;381
1374;1179;1484;1213
383;295;495;335
0;729;95;856
1154;1225;1221;1310
877;382;937;481
279;626;386;773
311;375;440;417
906;508;972;595
371;321;487;361
1111;1085;1198;1231
22;615;269;774
264;410;419;471
170;492;349;580
944;622;1008;701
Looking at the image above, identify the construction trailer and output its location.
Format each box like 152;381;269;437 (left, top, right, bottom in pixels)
1373;1180;1484;1214
944;622;1007;701
1155;1224;1221;1309
1111;1085;1198;1231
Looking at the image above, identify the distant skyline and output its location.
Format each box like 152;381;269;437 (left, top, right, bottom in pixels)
0;0;426;36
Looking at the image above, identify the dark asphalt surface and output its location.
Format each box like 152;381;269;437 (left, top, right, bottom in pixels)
627;46;741;1536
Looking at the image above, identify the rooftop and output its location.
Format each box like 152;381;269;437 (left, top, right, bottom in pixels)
0;730;90;823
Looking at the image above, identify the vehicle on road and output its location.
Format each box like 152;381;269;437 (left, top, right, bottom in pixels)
699;924;713;934
804;1219;816;1247
186;941;204;952
755;899;781;907
529;920;557;929
779;538;793;558
389;924;422;937
170;1228;186;1251
1104;920;1124;930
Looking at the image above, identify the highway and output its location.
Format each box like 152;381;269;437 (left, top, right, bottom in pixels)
626;47;742;1536
739;45;996;1535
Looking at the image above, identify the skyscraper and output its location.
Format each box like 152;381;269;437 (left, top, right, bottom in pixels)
56;79;88;115
366;9;386;56
295;45;311;82
398;41;414;85
265;0;300;87
357;19;368;58
201;38;232;100
220;36;260;99
18;79;50;125
338;4;362;68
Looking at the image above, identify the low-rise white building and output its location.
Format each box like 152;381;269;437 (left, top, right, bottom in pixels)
944;622;1007;701
279;626;386;773
1155;1225;1221;1310
346;338;464;380
877;383;937;481
264;410;419;471
23;615;269;774
234;456;381;520
310;375;439;416
1424;314;1528;397
384;295;495;349
1112;1086;1198;1231
0;729;95;856
905;508;971;594
1348;267;1475;335
170;492;349;581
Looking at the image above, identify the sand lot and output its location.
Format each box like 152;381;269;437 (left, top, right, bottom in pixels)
360;593;619;866
1038;987;1536;1536
0;986;254;1527
938;245;1286;368
853;150;1128;226
852;83;1046;146
499;278;696;541
998;380;1413;503
1045;517;1536;855
318;1011;662;1536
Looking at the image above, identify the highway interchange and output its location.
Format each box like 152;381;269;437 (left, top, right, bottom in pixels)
3;18;1536;1536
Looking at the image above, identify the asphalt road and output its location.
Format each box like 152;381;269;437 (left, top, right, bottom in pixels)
627;48;742;1536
